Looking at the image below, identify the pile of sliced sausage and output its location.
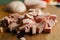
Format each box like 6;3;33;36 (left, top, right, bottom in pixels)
1;9;57;40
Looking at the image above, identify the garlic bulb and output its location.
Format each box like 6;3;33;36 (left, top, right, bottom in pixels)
6;1;27;13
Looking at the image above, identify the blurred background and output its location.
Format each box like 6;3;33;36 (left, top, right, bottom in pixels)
0;0;60;8
0;0;24;5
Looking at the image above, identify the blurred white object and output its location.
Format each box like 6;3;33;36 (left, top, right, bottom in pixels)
24;0;47;8
24;0;40;6
20;37;26;40
35;1;47;8
32;25;37;34
6;1;27;13
0;27;3;32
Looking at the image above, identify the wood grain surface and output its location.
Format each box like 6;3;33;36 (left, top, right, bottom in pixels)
0;5;60;40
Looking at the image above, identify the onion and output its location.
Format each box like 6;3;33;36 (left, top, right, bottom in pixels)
24;0;40;6
34;1;47;8
6;1;27;13
24;0;47;8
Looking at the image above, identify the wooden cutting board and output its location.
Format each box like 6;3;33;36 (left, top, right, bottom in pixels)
0;5;60;40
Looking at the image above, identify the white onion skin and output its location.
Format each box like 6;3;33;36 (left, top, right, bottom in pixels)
24;0;47;8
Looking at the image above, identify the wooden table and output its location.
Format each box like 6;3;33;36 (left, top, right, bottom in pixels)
0;5;60;40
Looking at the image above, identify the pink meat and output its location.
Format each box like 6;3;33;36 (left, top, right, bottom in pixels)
22;19;36;25
48;19;55;27
22;18;38;34
28;9;36;12
19;15;25;19
49;15;57;22
34;16;46;23
28;12;38;16
25;14;34;20
18;24;31;33
9;13;20;19
43;22;51;33
36;22;45;34
8;23;18;31
43;20;55;33
4;17;11;24
1;9;57;34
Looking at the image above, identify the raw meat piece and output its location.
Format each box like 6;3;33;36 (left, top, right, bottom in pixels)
0;8;57;36
25;14;34;20
25;26;30;33
34;16;46;23
48;19;55;27
4;17;11;24
30;25;37;34
28;9;36;12
19;15;25;19
36;22;45;34
50;15;57;22
19;25;30;33
9;13;20;19
28;12;38;16
43;22;53;33
8;23;18;31
21;18;37;34
22;19;35;24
